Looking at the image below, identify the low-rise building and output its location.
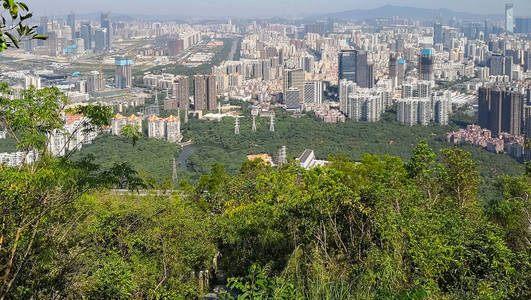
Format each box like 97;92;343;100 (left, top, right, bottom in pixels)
297;150;328;170
247;154;274;165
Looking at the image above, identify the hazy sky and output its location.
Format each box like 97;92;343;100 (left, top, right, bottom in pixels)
24;0;531;18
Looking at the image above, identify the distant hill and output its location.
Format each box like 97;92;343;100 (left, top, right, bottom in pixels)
311;5;501;22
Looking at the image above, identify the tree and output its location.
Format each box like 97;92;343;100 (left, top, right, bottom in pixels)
222;265;296;300
0;84;142;298
406;141;445;204
120;124;143;147
441;148;480;210
0;0;47;53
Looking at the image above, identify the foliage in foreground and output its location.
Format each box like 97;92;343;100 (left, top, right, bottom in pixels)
0;0;46;53
202;143;530;299
0;83;146;298
2;135;530;299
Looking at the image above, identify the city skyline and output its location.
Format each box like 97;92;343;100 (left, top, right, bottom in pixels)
25;0;531;18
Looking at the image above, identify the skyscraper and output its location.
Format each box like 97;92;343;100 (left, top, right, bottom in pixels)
94;29;107;53
525;51;531;72
523;105;531;138
339;50;373;88
115;57;133;89
193;75;217;111
397;99;431;126
488;54;506;76
355;50;374;88
397;99;419;126
433;22;443;45
37;17;48;46
417;81;433;98
397;59;406;86
100;13;112;51
285;88;301;110
418;49;434;81
339;79;356;115
172;76;190;109
478;86;523;137
194;75;206;111
283;69;304;103
47;31;58;56
87;71;103;94
504;56;513;79
81;23;92;50
502;91;522;136
206;75;217;111
505;3;514;33
347;94;385;122
303;81;323;104
67;13;76;39
389;54;398;88
434;97;450;125
301;55;315;73
338;50;357;82
417;99;431;126
484;20;490;40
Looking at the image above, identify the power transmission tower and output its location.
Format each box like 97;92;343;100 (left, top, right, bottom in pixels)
252;115;257;132
217;102;222;122
172;158;178;183
278;145;287;166
269;115;275;132
234;117;240;135
184;108;189;124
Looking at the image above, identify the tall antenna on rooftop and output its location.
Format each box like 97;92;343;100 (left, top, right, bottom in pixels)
154;90;159;106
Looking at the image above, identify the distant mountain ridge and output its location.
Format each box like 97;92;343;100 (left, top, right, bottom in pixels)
37;5;505;23
313;5;502;21
36;12;189;23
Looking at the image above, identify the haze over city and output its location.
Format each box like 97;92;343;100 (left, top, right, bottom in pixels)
25;0;531;18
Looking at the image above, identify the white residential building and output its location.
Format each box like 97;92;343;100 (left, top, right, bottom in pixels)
341;81;391;122
147;115;182;143
47;114;99;157
147;115;166;140
111;114;142;136
297;149;328;170
397;98;432;126
0;150;39;167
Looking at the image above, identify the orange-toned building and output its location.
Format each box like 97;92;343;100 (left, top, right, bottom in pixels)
111;114;142;136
